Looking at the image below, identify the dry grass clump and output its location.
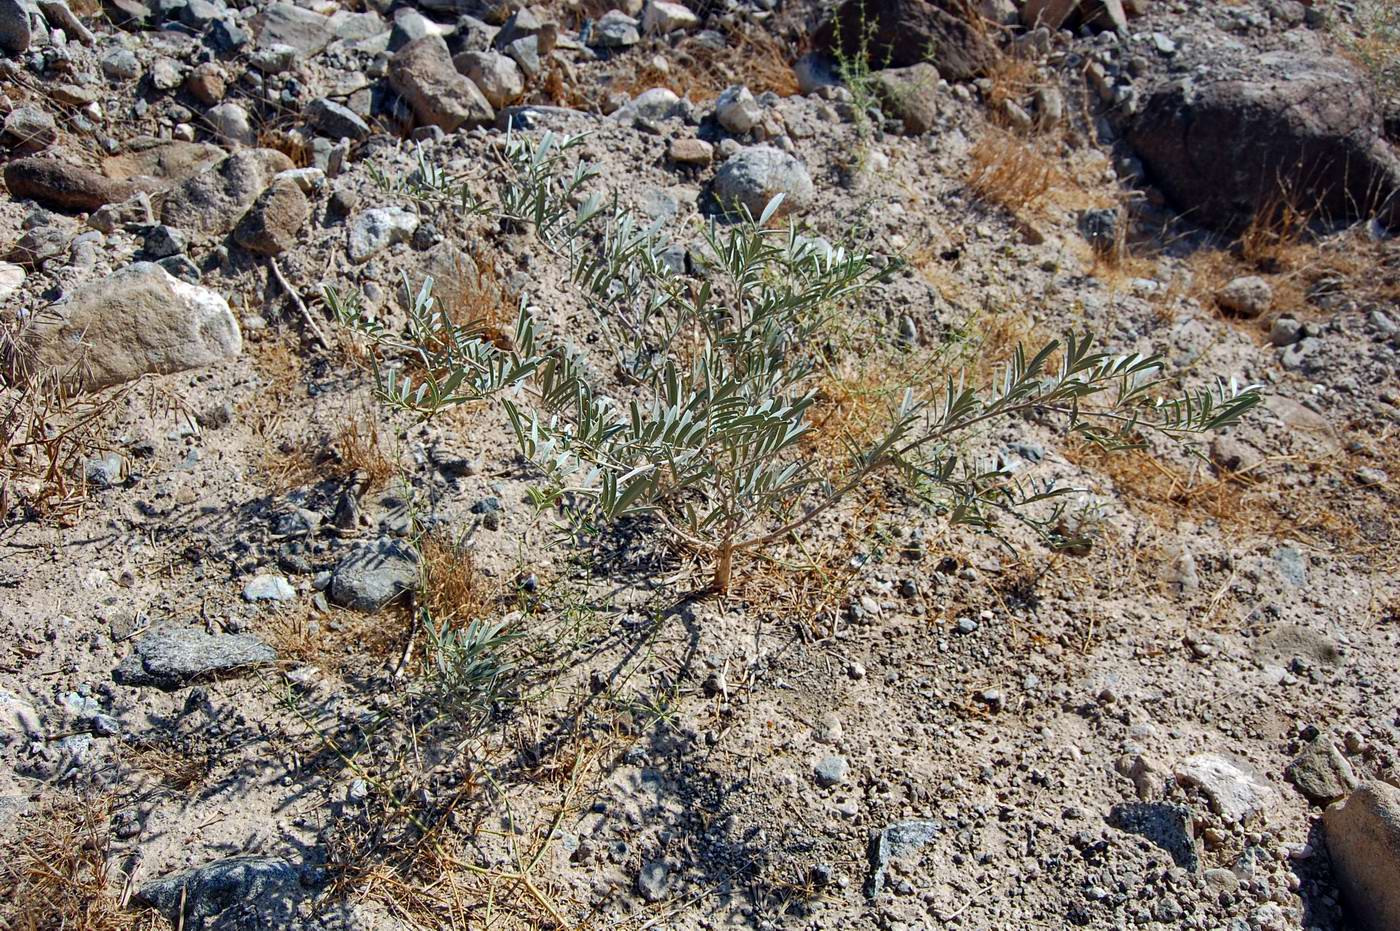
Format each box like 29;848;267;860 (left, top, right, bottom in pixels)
0;797;158;931
967;130;1061;216
984;54;1042;124
612;27;798;103
416;533;498;627
1334;0;1400;105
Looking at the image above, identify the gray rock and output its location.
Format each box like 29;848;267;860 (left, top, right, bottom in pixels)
453;50;523;109
162;148;295;235
249;43;297;74
1174;753;1276;824
305;97;371;141
101;46;141;81
866;820;939;896
872;62;941;135
637;860;669;902
794;52;839;95
85;452;125;487
8;225;70;269
3;106;56;153
715;85;761;134
254;1;334;54
642;0;697;33
1324;782;1400;929
503;35;542;79
1078;207;1122;256
329;536;419;611
1215;276;1272;318
613;87;682;122
243;574;295;602
1270;315;1302;347
143;224;187;258
592;9;639;46
711;145;814;218
390;34;495;132
8;262;241;392
207;102;255;147
1109;802;1199;871
114;625;275;688
1287;737;1356;805
136;857;300;931
813;753;848;787
0;0;30;53
233;178;309;256
348;207;419;263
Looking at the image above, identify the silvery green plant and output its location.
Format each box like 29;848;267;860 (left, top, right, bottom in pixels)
336;132;1261;593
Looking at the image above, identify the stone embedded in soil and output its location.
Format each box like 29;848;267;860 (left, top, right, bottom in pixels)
710;145;814;219
813;753;848;788
1215;276;1273;318
305;97;371;141
329;536;419;611
813;0;996;79
642;0;698;33
4;158;142;213
254;1;335;55
1173;753;1277;824
136;856;300;930
3;106;56;153
453;50;524;110
10;262;241;392
114;625;276;689
162;148;295;235
715;85;762;134
1324;782;1400;931
866;819;939;896
637;860;669;902
1108;802;1200;872
1287;737;1357;806
389;34;495;132
233;177;310;256
872;63;942;135
592;10;640;47
243;574;295;602
348;207;419;263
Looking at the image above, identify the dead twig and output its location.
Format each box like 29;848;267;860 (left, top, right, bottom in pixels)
270;258;331;350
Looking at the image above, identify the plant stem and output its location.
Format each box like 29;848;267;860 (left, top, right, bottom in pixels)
712;539;734;594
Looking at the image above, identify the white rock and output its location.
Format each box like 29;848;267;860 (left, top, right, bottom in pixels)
348;207;419;263
641;0;698;33
715;84;762;134
243;574;296;602
0;261;24;301
1174;753;1277;824
454;50;524;109
207;102;255;147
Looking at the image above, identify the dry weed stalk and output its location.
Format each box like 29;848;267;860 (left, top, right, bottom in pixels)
967;130;1060;216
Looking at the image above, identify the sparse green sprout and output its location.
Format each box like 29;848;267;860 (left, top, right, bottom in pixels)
338;132;1262;594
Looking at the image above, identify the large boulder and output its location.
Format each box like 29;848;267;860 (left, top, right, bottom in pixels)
1324;782;1400;931
390;34;495;132
8;263;241;392
811;0;995;81
1128;52;1400;232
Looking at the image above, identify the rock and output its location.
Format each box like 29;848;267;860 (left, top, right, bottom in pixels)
89;193;155;233
6;158;141;213
305;98;370;141
150;58;183;92
348;207;419;263
613;87;683;122
1078;207;1122;256
8;263;241;392
1129;52;1400;233
794;52;839;95
1215;276;1272;318
1270;316;1303;347
1255;623;1339;667
813;753;848;787
453;50;523;109
1020;0;1078;28
101;46;141;81
502;35;543;79
1287;737;1356;806
711;145;814;218
642;0;697;33
1174;753;1276;824
1108;802;1199;871
0;0;30;53
390;34;494;132
4;106;57;153
329;536;419;611
243;574;295;602
113;625;275;688
715;85;762;134
637;860;669;902
1325;783;1400;930
0;688;41;738
207;102;255;147
866;820;939;896
813;0;995;81
162;148;295;235
135;857;300;930
186;62;226;106
390;7;452;48
103;139;227;187
254;1;334;55
9;225;70;269
668;137;712;166
233;178;309;256
494;6;553;53
872;63;941;134
1081;0;1127;32
0;261;25;301
592;9;639;47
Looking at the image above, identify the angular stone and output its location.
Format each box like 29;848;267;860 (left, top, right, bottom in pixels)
329;536;419;611
642;0;698;33
305;97;371;141
3;106;56;153
348;207;419;263
715;84;761;134
102;139;227;186
1324;783;1400;931
668;137;713;166
1109;802;1199;871
233;178;309;256
872;62;941;134
114;626;274;689
11;263;241;392
161;148;295;235
867;820;939;896
254;1;334;54
136;857;300;928
1174;753;1277;824
1215;276;1273;318
592;9;639;47
453;50;523;109
1287;738;1357;806
390;34;494;132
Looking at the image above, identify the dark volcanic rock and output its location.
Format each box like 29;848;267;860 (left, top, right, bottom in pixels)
812;0;995;81
1129;52;1400;232
136;857;300;930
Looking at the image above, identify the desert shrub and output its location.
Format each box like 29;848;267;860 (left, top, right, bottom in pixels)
335;132;1260;592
